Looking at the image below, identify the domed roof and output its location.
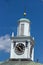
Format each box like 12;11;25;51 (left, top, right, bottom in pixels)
0;60;43;65
18;18;30;23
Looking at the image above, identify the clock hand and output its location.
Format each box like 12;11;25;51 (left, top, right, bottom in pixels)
17;46;23;52
19;47;23;51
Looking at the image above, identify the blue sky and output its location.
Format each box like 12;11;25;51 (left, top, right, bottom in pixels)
0;0;43;63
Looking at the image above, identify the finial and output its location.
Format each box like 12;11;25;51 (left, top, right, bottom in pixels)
33;37;34;40
24;12;26;16
12;32;14;37
24;8;27;17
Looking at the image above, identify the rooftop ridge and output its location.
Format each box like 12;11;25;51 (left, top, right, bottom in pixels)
0;60;43;65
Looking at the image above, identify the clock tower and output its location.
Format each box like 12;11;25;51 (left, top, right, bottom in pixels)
10;15;34;61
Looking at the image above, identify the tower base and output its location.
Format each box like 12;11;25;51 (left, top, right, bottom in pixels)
9;59;32;61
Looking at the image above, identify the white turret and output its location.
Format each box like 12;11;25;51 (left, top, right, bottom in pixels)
17;18;31;36
10;11;34;61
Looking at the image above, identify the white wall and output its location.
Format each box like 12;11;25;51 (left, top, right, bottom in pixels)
10;41;31;59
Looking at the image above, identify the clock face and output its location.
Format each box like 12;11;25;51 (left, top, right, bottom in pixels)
15;43;25;55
